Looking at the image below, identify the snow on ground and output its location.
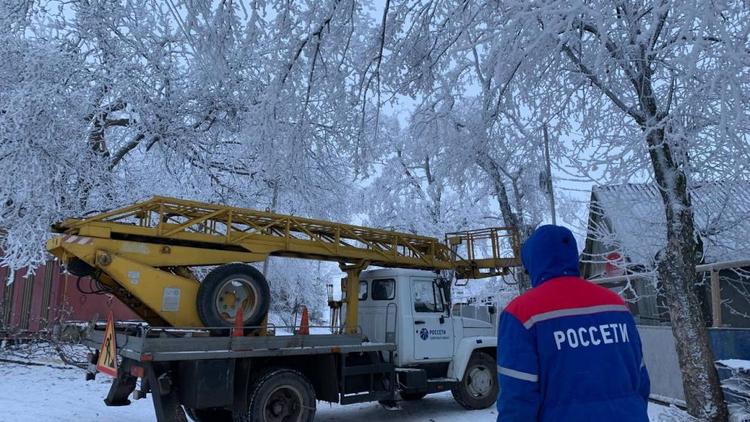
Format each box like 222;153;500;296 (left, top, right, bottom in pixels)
718;359;750;371
0;360;688;422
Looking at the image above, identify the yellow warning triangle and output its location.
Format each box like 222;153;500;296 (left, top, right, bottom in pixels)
96;312;118;377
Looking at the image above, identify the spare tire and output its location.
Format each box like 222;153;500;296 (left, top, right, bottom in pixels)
196;264;270;330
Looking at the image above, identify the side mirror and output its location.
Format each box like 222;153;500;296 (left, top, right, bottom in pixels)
488;306;497;315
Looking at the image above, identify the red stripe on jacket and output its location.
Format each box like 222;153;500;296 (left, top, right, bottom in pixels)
504;276;628;326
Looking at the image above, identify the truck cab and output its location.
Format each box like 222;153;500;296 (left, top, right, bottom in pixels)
357;268;499;408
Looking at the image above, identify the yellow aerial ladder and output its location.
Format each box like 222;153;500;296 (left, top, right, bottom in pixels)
46;196;520;333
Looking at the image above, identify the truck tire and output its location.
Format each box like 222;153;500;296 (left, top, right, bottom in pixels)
196;264;270;331
400;392;427;401
451;352;498;410
242;368;316;422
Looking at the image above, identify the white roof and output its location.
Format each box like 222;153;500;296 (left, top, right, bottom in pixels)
588;181;750;267
360;268;440;280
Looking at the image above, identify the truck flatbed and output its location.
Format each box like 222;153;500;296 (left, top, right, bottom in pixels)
81;323;399;421
85;326;396;362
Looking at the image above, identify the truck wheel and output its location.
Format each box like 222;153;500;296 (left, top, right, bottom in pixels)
197;264;270;330
400;392;427;401
184;407;232;422
451;352;498;410
244;368;316;422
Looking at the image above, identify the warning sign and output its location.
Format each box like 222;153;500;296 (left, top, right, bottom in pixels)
96;312;118;377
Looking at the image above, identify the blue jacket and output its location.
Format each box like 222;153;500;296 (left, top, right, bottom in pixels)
496;225;650;421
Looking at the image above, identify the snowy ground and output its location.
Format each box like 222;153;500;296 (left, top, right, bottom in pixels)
0;359;688;422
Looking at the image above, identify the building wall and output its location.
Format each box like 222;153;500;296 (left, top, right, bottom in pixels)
582;189;750;328
627;269;750;328
583;230;750;328
0;261;140;335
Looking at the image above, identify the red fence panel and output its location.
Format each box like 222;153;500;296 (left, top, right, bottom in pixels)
1;261;141;335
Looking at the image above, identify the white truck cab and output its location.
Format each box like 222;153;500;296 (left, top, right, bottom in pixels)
357;268;499;408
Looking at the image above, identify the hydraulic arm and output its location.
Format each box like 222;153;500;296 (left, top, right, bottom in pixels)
47;196;520;331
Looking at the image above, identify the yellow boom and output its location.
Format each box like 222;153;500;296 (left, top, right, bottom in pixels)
46;196;520;331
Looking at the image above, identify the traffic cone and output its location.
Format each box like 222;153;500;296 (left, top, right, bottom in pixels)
298;306;310;335
232;307;244;337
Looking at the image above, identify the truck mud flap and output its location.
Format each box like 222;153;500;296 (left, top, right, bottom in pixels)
176;359;234;409
146;362;188;422
104;368;137;406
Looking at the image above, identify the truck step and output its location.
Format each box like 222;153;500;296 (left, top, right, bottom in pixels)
426;377;458;394
340;391;392;405
427;377;458;383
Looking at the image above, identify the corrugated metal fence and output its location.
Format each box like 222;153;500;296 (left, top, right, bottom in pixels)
639;325;750;405
0;261;139;336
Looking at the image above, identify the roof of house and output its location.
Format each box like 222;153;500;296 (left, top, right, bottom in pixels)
586;180;750;268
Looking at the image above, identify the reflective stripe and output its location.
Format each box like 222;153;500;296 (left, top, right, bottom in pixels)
497;365;538;382
523;304;630;329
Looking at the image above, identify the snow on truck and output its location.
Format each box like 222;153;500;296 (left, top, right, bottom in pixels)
46;196;520;422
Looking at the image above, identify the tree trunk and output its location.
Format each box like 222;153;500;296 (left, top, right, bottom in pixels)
475;154;533;291
648;129;728;422
485;164;532;293
513;224;535;292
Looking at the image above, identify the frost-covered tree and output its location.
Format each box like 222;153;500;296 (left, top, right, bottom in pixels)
364;117;494;237
0;1;395;332
410;96;553;245
377;1;561;290
374;0;747;418
265;258;338;327
4;4;748;418
485;1;749;419
365;110;542;295
0;31;101;267
0;1;378;272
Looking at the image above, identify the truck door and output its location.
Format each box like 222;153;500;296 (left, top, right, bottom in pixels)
411;277;453;360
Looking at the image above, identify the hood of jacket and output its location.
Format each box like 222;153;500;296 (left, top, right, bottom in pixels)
521;225;581;287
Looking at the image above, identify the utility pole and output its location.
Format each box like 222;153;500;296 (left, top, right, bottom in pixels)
543;124;556;225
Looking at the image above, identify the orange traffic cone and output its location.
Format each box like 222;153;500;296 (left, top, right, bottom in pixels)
232;307;244;337
298;306;310;335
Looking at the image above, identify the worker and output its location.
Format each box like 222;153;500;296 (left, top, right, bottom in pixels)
496;225;650;421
